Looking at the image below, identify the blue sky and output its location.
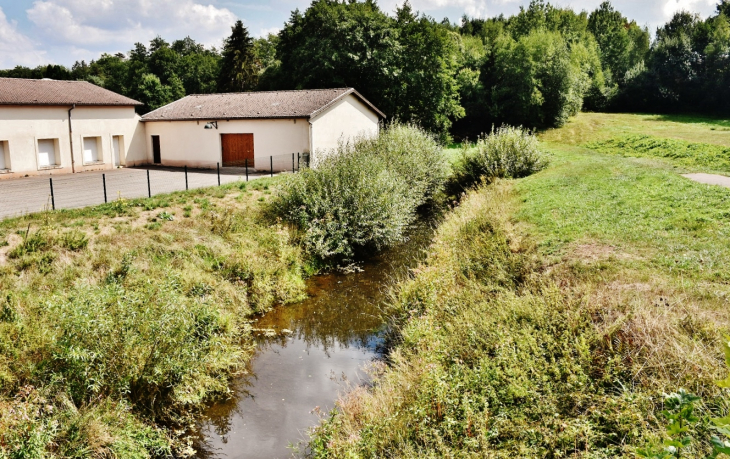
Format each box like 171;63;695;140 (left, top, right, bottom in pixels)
0;0;720;68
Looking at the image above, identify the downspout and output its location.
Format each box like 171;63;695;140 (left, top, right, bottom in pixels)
68;104;76;173
308;118;314;165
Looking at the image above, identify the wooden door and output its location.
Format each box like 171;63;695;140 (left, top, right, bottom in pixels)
152;135;161;164
221;134;254;167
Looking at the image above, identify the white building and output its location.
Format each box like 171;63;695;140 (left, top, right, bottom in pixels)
140;88;385;171
0;77;146;179
0;81;384;178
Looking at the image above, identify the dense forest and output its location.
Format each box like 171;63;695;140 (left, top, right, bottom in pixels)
3;0;730;140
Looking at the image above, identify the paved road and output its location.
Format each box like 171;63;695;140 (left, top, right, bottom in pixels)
683;173;730;189
0;166;275;220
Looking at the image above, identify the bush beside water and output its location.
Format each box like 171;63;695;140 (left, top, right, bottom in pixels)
452;125;548;190
270;123;448;262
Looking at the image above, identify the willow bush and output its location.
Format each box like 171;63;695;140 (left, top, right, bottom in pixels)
269;123;448;262
453;125;548;189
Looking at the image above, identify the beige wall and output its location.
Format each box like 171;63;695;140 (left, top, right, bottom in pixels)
309;93;380;163
142;118;310;171
0;105;145;179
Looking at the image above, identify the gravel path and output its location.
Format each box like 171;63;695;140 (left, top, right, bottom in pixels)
0;166;274;220
683;173;730;188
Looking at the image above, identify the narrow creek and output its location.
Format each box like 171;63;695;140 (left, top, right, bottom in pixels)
195;222;435;458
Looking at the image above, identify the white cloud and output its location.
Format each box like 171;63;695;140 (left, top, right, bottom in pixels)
257;26;280;37
26;0;237;51
0;7;47;67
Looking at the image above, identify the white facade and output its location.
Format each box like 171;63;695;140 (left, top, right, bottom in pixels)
142;93;381;171
0;105;146;179
310;93;381;156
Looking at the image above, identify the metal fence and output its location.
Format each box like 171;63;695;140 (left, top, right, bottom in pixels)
0;153;309;220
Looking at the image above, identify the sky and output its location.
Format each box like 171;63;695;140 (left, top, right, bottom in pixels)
0;0;721;69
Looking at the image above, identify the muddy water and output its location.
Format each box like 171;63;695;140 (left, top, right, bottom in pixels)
195;224;434;459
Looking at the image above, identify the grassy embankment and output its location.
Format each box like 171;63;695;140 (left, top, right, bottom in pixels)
0;177;312;457
311;113;730;457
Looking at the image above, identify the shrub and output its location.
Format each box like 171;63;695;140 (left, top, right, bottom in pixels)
453;125;547;189
269;123;448;262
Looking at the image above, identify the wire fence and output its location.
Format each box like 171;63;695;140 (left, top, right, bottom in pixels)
0;153;309;220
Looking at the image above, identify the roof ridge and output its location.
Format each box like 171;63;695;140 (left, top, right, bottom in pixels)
185;88;352;97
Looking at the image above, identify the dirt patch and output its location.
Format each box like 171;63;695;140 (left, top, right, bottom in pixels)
0;233;22;265
568;243;640;263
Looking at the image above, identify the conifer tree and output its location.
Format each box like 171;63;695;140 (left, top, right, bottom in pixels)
218;20;259;92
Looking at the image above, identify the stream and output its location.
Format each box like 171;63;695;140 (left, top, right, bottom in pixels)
195;223;434;458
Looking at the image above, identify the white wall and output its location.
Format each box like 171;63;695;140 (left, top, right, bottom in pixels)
142;118;310;171
0;105;145;179
309;94;380;162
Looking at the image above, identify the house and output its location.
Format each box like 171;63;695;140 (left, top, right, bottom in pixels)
0;77;146;179
140;88;385;171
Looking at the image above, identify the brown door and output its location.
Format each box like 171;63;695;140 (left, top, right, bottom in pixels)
221;134;254;167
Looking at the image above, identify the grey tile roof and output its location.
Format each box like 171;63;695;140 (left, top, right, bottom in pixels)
141;88;385;121
0;77;142;106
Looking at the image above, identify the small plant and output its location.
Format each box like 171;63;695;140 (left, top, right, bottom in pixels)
58;230;88;251
8;225;50;259
637;390;701;458
157;211;174;221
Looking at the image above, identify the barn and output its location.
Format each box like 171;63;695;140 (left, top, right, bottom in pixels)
0;77;146;179
140;88;385;171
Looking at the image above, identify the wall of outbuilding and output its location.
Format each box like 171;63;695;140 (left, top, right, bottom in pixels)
142;118;311;171
0;105;145;179
309;94;380;163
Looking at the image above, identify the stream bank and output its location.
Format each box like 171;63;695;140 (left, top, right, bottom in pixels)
195;222;435;458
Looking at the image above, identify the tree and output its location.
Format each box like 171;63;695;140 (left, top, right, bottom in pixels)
588;2;633;82
485;30;586;128
218;20;259;92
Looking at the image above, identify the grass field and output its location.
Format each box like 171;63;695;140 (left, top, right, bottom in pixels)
312;113;730;457
0;177;313;457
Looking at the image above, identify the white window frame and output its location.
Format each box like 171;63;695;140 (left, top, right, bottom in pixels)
82;135;104;165
0;140;9;172
36;138;61;170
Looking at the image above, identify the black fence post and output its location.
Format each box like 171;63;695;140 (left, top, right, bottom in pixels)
217;162;221;186
147;169;151;198
49;178;55;210
102;173;107;203
185;165;189;191
245;158;249;182
297;152;300;171
292;153;295;173
270;156;273;177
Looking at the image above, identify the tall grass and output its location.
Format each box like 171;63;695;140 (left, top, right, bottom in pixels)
269;123;448;262
309;183;657;457
452;125;548;189
0;180;309;457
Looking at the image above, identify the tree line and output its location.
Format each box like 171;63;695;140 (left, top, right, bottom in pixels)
3;0;730;140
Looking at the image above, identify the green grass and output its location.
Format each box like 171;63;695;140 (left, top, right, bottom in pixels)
311;112;730;458
584;135;730;175
0;176;310;457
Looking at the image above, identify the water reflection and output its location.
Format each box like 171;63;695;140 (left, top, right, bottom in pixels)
196;223;434;459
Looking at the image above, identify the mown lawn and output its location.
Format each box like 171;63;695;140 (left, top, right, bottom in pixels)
312;113;730;458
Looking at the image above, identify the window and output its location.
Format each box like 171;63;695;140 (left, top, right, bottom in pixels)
0;141;8;171
83;136;102;164
37;139;58;168
112;135;122;167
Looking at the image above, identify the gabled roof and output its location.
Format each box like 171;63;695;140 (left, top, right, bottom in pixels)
0;77;142;106
140;88;385;122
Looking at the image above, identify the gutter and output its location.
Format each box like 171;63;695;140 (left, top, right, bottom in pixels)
68;104;76;173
